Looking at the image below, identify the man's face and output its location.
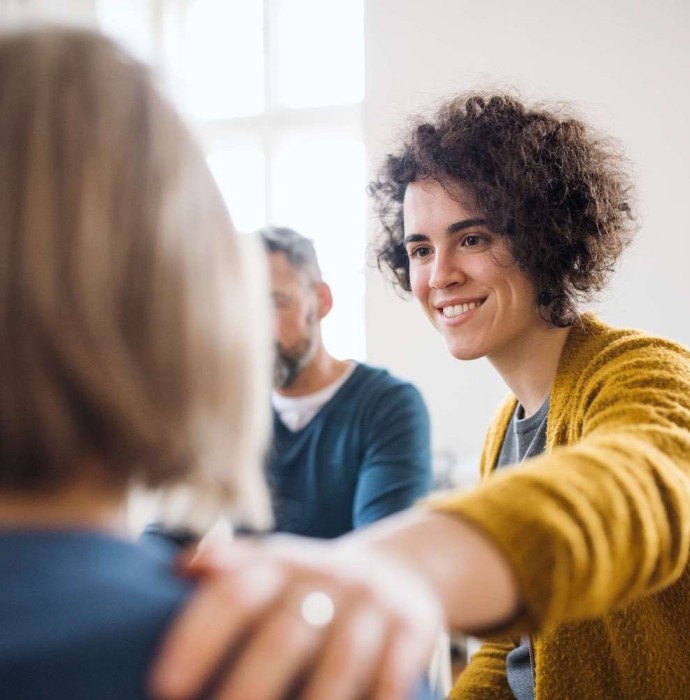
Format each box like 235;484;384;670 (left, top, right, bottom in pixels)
268;252;319;389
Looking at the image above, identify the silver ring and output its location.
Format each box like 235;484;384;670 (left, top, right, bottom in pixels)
300;590;335;629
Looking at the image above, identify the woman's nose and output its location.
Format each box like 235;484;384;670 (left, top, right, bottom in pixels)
428;252;465;289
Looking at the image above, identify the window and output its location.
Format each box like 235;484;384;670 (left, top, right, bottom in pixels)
98;0;366;361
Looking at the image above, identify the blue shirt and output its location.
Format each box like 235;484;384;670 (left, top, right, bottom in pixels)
267;363;432;538
0;529;190;699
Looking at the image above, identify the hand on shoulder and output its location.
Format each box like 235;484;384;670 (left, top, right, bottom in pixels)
150;533;444;700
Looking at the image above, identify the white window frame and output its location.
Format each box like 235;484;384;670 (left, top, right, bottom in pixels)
98;0;367;361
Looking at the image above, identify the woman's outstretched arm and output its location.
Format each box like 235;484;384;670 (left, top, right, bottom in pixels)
149;509;519;700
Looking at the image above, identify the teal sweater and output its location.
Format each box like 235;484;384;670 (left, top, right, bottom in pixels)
268;364;432;538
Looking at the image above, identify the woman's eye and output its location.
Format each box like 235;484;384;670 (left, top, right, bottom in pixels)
463;234;482;247
408;246;431;259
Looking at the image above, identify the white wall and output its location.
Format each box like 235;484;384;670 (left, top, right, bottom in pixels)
363;0;690;483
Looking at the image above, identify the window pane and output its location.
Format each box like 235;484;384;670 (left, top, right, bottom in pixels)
183;0;264;120
207;146;266;234
271;134;366;360
320;270;366;363
274;0;364;109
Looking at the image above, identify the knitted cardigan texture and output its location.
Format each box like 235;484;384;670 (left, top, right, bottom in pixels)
430;314;690;699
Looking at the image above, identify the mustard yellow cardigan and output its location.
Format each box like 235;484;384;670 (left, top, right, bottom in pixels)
430;314;690;699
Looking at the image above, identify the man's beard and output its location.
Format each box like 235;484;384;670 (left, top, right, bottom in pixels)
273;333;318;389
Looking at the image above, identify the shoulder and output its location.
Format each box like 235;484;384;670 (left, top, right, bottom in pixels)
558;313;690;389
0;531;192;698
331;365;428;434
551;314;690;442
350;363;428;415
352;363;425;396
0;530;190;623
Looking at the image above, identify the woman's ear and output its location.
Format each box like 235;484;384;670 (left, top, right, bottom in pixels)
314;281;333;321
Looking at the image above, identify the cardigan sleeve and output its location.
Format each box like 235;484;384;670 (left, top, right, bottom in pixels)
450;637;517;700
428;334;690;637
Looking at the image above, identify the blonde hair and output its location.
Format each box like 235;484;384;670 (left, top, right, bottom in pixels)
0;27;271;528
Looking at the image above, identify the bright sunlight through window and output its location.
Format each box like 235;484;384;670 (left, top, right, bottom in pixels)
98;0;366;362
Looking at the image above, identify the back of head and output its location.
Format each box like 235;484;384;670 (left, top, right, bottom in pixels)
0;27;270;527
370;92;636;326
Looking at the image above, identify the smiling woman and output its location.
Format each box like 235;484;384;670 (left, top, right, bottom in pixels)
363;92;690;700
141;91;690;700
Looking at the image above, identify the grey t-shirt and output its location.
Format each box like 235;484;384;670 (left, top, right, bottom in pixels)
496;397;550;700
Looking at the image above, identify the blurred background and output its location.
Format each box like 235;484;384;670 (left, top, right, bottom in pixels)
4;0;689;489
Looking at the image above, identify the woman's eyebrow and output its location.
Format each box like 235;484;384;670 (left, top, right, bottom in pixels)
403;217;488;245
403;233;429;245
447;217;488;234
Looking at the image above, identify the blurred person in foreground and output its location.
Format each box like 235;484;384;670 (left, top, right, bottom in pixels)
151;92;690;700
0;26;273;698
0;24;436;700
259;225;432;539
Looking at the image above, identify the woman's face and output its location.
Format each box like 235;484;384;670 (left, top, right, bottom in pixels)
402;179;550;363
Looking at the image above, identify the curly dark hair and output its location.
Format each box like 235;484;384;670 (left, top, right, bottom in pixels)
368;93;636;326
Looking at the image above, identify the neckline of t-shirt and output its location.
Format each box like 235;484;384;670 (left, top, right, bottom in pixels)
272;361;359;413
513;396;550;432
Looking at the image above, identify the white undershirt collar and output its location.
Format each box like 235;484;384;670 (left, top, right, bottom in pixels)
272;361;357;432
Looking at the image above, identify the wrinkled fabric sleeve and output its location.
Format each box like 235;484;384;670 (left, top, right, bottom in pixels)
354;382;433;527
427;338;690;638
450;638;517;700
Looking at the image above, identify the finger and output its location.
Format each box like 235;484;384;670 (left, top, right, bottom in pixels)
171;542;258;581
213;595;324;700
372;627;433;700
149;563;284;700
301;600;388;700
186;540;261;574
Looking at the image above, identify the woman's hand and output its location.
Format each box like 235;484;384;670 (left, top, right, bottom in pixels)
149;534;444;700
